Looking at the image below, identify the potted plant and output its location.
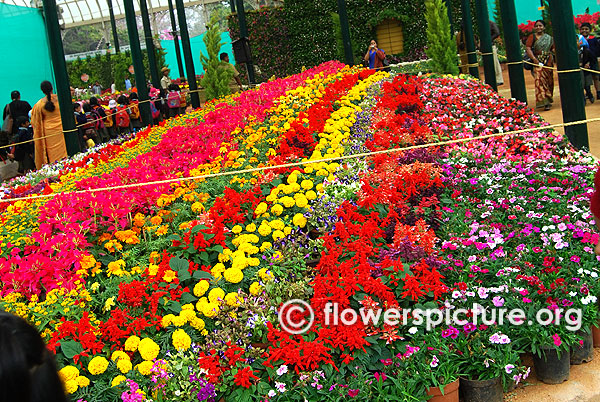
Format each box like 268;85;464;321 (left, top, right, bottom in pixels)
454;326;529;402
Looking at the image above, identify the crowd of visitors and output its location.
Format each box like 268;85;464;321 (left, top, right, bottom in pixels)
1;77;190;175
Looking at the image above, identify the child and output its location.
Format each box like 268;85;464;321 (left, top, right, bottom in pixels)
81;102;99;149
167;83;181;118
579;34;595;104
106;99;118;138
7;116;35;174
73;102;88;151
115;95;132;135
89;96;110;142
128;92;142;130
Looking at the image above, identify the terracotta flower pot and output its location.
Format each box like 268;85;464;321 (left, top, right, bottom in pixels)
592;325;600;347
426;378;459;402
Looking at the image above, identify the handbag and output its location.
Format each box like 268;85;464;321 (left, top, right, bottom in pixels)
2;105;13;133
382;56;391;72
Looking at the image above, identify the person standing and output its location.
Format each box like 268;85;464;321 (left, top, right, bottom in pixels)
490;20;504;86
579;22;600;100
526;20;555;111
92;81;102;95
30;81;68;169
363;40;386;69
124;74;132;91
160;67;172;91
3;91;32;135
219;53;243;93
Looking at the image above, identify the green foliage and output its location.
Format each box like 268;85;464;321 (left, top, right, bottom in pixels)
66;48;166;91
200;16;234;101
493;0;503;38
542;0;552;35
331;13;345;62
424;0;459;75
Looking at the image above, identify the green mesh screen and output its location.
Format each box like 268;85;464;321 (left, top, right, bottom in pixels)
0;3;55;109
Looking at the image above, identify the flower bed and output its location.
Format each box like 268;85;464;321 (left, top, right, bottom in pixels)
0;65;599;401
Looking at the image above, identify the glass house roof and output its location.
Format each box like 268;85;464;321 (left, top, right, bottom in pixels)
1;0;223;27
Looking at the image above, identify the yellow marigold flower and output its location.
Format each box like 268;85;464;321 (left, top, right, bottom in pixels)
280;196;295;208
163;269;177;283
138;338;160;361
148;264;159;276
191;202;204;213
250;282;263;296
172;329;192;351
111;375;127;387
284;227;292;236
59;365;80;382
301;180;314;190
88;356;109;375
208;288;225;304
247;257;260;267
246;223;256;232
193;280;210;297
293;213;308;228
272;230;285;241
231;255;248;271
218;252;230;262
172;315;186;327
181;309;196;321
107;260;126;277
224;268;244;284
316;183;324;193
306;190;317;201
103;297;115;312
149;251;161;264
304;166;314;174
76;376;90;387
232;225;243;234
254;202;268;215
156;225;169;236
136;360;154;376
111;351;130;362
196;297;208;312
116;359;132;374
124;335;140;352
269;220;285;230
64;379;78;394
258;268;275;282
271;204;284;216
181;303;194;310
295;195;308;208
202;302;220;318
150;215;162;226
260;242;272;251
287;174;298;184
80;254;97;270
225;292;243;307
190;317;206;331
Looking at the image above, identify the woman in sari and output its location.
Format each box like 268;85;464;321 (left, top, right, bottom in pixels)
30;81;67;169
526;20;555;111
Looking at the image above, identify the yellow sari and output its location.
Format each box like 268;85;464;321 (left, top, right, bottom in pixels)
31;94;67;169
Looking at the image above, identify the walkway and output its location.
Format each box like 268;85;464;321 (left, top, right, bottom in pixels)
492;66;600;158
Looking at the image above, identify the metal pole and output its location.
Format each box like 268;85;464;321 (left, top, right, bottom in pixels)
175;0;200;108
107;0;120;52
41;0;80;155
229;0;235;13
235;0;256;85
499;0;527;103
474;0;497;90
547;0;588;150
123;0;152;126
140;0;160;89
167;0;185;78
336;0;354;66
461;0;479;78
445;0;454;36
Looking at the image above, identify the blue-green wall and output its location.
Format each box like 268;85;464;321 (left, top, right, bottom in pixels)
488;0;600;24
0;3;55;111
160;32;233;79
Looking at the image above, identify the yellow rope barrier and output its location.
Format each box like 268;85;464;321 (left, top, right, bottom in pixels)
2;116;598;204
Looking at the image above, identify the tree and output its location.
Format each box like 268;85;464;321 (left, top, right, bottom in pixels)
200;15;233;101
424;0;459;75
493;0;503;39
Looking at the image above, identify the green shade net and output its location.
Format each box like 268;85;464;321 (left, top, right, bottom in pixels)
0;3;55;111
160;31;234;78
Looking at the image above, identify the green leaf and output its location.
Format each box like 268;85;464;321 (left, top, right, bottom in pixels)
181;292;197;304
169;256;189;272
193;270;214;280
61;340;83;359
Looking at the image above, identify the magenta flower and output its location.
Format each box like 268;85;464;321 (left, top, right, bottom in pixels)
552;334;562;347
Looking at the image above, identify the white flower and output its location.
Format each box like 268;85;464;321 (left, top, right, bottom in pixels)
408;327;418;335
175;390;181;397
275;381;286;393
268;390;276;397
451;290;462;299
276;365;288;376
477;287;489;299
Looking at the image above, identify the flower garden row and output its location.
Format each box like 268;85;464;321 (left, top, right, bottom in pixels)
0;61;599;401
